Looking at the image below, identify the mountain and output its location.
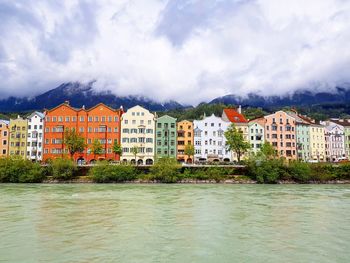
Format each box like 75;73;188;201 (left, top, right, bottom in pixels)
0;82;185;112
210;87;350;108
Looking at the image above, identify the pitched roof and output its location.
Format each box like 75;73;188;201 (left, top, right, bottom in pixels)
329;119;350;127
0;119;9;125
223;108;248;123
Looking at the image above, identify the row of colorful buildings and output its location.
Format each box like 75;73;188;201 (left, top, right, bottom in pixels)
0;101;349;163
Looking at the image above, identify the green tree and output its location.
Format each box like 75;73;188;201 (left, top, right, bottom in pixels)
259;142;277;159
112;140;122;160
64;129;86;160
91;139;103;159
184;144;195;163
224;123;250;163
131;145;139;164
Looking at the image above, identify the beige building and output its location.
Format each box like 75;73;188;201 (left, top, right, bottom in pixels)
9;116;28;159
120;105;156;165
0;120;9;157
177;120;194;163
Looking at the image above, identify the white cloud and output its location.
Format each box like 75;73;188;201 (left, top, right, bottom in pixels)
0;0;350;105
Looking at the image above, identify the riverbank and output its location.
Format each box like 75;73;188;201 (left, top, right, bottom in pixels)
41;176;350;184
2;157;350;184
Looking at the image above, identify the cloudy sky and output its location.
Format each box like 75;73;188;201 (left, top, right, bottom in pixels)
1;0;350;105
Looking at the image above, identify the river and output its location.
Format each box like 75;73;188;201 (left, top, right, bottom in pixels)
0;184;349;262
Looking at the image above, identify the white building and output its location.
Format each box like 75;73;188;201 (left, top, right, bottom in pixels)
120;105;156;165
321;120;346;162
27;112;44;161
193;114;231;162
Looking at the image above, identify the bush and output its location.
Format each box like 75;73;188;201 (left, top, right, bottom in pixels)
334;163;350;180
149;157;181;183
247;158;285;183
90;161;137;183
50;158;77;180
0;157;46;183
309;163;336;182
287;161;312;183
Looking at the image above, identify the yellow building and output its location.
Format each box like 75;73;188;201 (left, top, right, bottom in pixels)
9;116;28;159
177;120;194;163
309;123;326;161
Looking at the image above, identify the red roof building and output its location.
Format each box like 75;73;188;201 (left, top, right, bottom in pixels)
222;107;248;123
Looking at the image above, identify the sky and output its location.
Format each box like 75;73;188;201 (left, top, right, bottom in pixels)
1;0;350;105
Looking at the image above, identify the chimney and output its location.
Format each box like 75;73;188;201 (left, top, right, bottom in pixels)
65;100;70;105
120;105;124;112
238;105;242;114
82;105;85;110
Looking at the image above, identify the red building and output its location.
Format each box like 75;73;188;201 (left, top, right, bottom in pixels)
43;102;123;163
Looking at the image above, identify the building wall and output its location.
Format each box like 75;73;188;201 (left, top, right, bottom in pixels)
322;122;345;162
0;120;9;157
264;111;297;160
43;102;122;163
121;105;155;164
193;114;231;162
9;117;28;159
155;115;177;159
248;120;265;155
85;104;122;162
177;120;194;163
296;123;310;161
309;125;326;161
343;125;350;158
27;112;44;161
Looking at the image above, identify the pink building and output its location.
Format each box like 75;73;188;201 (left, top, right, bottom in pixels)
264;111;297;160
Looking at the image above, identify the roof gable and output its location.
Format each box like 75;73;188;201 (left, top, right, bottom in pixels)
223;108;248;123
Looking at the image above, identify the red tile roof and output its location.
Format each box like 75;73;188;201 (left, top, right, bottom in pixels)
223;108;248;123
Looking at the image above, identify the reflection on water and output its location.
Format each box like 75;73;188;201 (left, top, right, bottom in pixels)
0;184;350;263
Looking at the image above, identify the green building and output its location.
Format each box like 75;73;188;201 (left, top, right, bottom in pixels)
155;115;177;158
296;122;310;161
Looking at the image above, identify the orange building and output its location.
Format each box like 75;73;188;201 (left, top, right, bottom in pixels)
264;111;297;160
0;120;9;156
43;102;123;163
177;120;194;163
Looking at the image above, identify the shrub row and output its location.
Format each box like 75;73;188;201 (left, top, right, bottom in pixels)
89;158;237;183
0;157;78;183
246;158;350;183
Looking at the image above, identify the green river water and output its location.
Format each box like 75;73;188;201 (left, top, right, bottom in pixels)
0;184;349;263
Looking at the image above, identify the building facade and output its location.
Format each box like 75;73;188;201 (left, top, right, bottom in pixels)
296;122;310;161
222;107;249;161
248;117;265;155
322;120;346;162
177;120;194;163
155;115;177;159
43;102;122;163
0;120;9;157
309;124;326;161
85;104;123;162
264;111;297;160
9;116;28;159
193;114;231;162
27;112;45;161
121;105;155;165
